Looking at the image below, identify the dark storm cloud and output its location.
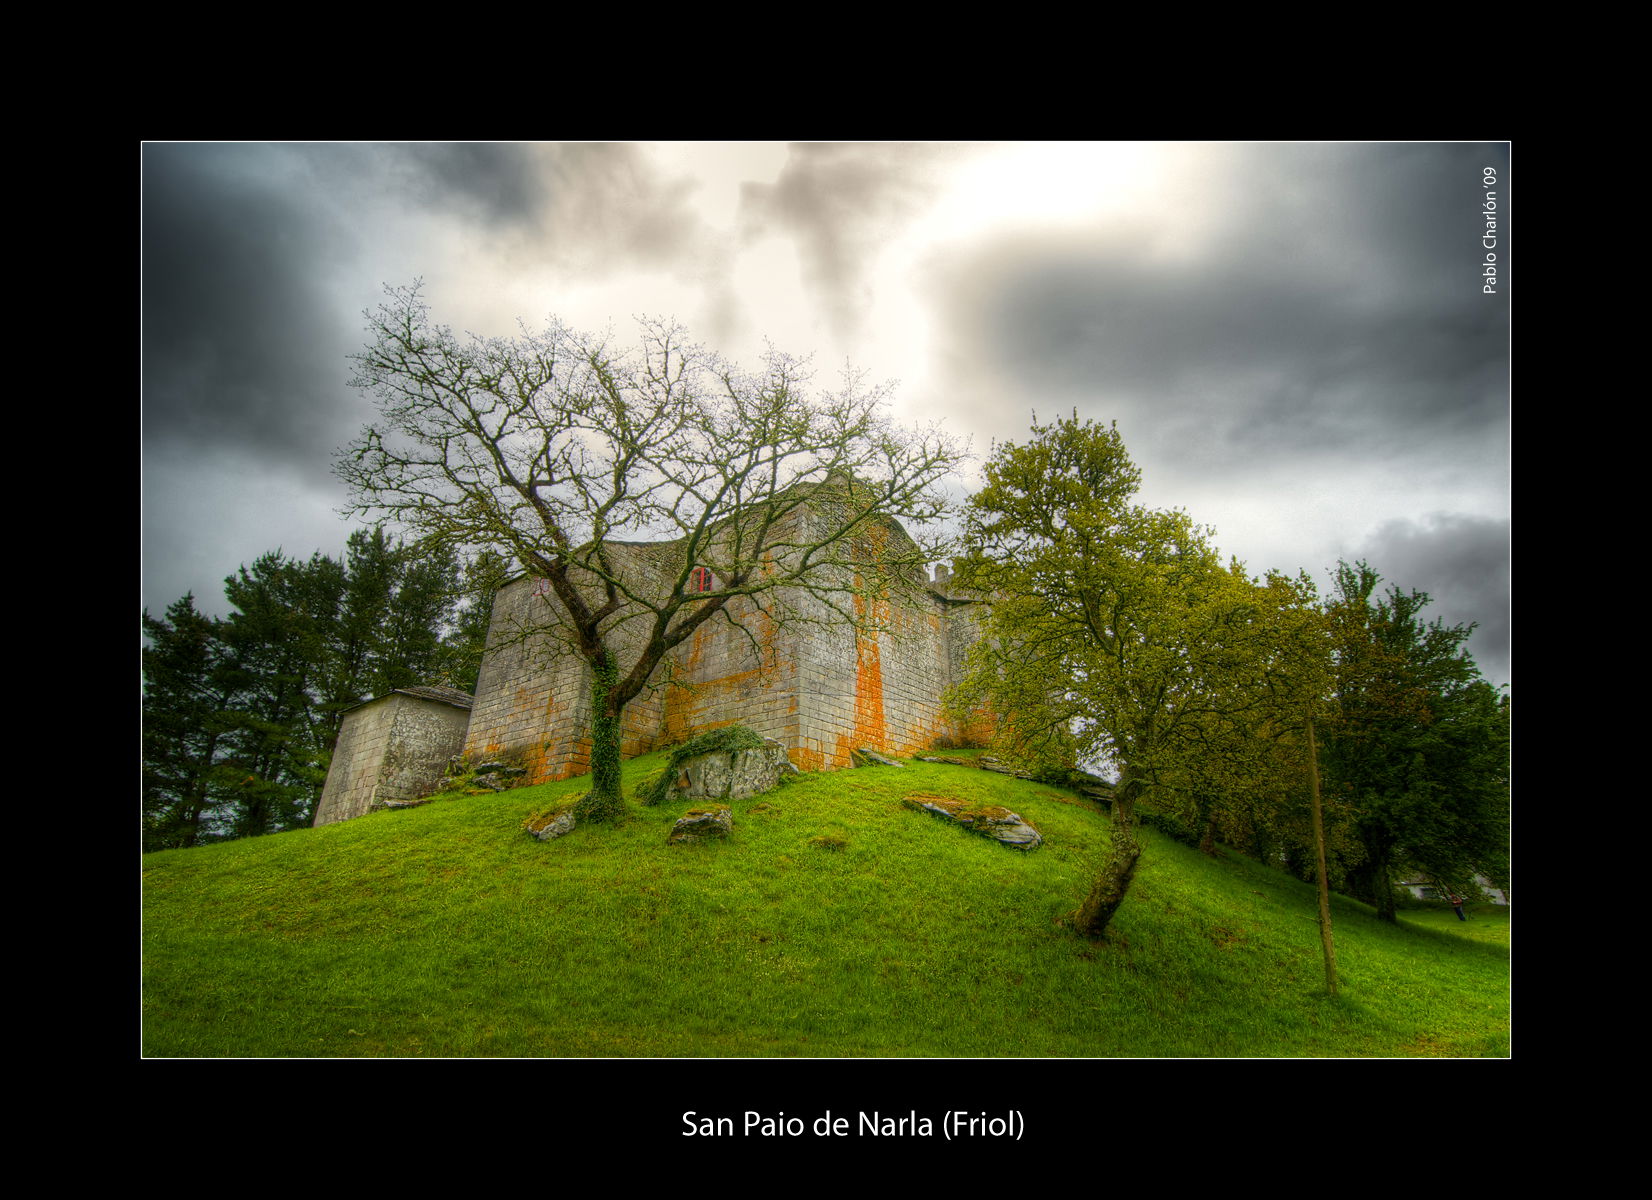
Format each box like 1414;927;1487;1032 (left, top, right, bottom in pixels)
1349;512;1510;687
141;142;720;617
744;143;968;342
143;143;358;474
376;142;546;226
142;143;704;464
931;143;1509;469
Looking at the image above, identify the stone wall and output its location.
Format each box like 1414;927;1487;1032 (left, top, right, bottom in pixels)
314;691;472;826
462;542;678;784
461;506;989;783
785;571;968;772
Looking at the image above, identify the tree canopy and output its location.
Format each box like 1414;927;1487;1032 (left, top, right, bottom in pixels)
338;284;966;815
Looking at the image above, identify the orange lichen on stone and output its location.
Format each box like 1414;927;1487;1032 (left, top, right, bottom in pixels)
660;629;707;740
661;676;695;741
845;563;894;754
852;634;886;749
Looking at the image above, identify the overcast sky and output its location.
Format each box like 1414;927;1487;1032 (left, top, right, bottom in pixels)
142;141;1510;688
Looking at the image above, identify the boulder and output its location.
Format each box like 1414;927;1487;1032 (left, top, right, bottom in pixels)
852;747;905;768
668;807;733;845
472;762;528;792
903;794;1042;850
370;796;434;813
526;808;577;842
672;738;796;803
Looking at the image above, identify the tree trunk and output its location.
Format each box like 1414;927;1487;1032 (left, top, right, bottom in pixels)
1306;714;1338;995
1373;862;1398;923
1355;842;1398;923
1074;777;1143;939
583;651;625;821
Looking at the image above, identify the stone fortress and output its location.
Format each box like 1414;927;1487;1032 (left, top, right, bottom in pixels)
313;498;988;827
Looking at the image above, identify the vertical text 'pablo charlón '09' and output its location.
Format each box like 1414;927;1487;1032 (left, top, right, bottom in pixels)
1481;166;1501;294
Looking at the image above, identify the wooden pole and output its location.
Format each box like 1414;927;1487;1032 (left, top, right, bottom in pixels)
1306;712;1338;996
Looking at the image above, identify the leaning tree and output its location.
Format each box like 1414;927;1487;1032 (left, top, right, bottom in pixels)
953;414;1291;939
338;284;964;817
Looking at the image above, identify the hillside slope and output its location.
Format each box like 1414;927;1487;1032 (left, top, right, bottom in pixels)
142;752;1510;1057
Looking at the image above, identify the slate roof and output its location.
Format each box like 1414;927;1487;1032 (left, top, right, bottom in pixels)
340;684;475;714
393;685;474;709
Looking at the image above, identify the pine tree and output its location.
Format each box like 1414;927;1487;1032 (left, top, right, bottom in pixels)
435;548;510;694
216;552;343;836
142;595;240;849
1321;562;1508;920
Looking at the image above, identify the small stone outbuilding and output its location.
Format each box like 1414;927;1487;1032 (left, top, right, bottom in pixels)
312;686;474;827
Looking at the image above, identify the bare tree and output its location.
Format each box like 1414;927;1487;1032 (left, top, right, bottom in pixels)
338;284;965;815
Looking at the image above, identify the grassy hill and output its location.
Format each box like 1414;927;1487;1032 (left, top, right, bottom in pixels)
142;750;1510;1058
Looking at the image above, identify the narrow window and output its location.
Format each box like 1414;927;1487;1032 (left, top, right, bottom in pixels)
690;566;714;593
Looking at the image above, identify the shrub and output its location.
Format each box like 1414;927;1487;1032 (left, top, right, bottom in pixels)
633;767;668;805
1135;803;1202;849
573;789;625;825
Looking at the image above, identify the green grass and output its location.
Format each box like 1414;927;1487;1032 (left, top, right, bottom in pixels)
143;752;1510;1057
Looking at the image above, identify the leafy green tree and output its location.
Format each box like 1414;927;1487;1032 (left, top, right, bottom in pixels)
953;414;1279;939
339;285;963;819
142;595;240;850
1321;562;1508;921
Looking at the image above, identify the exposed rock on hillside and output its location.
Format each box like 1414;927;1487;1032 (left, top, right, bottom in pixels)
639;729;797;807
471;762;528;792
525;807;578;842
669;807;733;844
904;794;1043;850
674;739;796;802
371;796;434;813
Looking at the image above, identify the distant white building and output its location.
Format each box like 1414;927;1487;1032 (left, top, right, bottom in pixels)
1397;874;1508;905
